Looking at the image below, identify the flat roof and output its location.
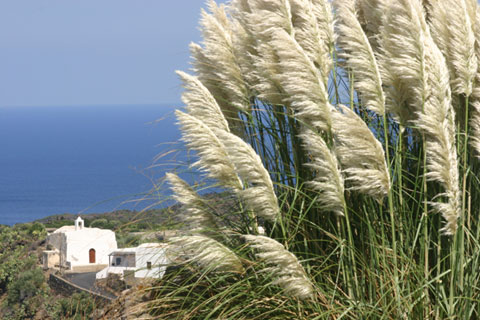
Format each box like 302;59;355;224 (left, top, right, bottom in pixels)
109;248;136;255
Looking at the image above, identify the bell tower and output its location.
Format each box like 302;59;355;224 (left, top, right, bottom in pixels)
75;216;84;231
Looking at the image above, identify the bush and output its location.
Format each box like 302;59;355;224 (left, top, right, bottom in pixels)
27;222;47;238
7;268;45;305
53;292;96;320
4;268;49;319
90;218;111;229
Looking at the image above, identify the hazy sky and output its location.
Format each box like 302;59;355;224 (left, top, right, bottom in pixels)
0;0;225;107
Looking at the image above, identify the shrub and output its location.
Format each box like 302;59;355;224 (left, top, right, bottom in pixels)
89;218;110;229
6;268;45;305
53;292;96;320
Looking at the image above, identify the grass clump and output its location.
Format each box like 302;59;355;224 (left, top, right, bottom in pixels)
128;0;480;319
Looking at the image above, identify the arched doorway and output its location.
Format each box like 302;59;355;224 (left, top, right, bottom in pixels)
89;248;96;264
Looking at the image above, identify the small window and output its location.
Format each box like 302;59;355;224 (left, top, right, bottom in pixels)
116;257;121;265
147;261;152;270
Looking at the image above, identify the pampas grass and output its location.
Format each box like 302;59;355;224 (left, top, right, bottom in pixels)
289;0;333;84
300;128;345;216
243;235;314;300
176;71;230;133
122;0;480;318
334;0;386;116
428;0;477;96
216;129;280;222
175;110;243;190
269;28;332;131
165;172;218;232
191;0;250;117
332;105;390;199
168;235;244;274
381;0;461;234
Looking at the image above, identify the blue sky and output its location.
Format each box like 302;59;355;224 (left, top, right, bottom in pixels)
0;0;225;107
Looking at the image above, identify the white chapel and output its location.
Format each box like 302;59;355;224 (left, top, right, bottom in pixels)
44;216;117;271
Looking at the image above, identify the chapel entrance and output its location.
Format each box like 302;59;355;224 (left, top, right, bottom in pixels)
89;249;96;263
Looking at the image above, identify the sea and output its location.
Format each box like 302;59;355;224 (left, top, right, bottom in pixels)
0;104;185;226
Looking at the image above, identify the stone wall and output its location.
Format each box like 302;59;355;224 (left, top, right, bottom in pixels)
48;273;114;304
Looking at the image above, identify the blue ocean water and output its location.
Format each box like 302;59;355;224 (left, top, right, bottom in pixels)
0;104;183;225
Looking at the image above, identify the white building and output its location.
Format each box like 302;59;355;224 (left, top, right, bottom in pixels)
45;217;117;271
96;243;169;281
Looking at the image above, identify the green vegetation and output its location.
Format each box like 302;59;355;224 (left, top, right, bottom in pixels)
52;292;96;320
0;223;49;319
124;0;480;319
0;223;99;319
6;268;49;319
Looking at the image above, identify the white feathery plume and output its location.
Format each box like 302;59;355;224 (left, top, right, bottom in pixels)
469;101;480;156
469;3;480;157
464;0;478;23
245;0;294;37
176;71;230;133
332;105;390;200
175;110;243;190
428;0;477;96
216;129;280;222
289;0;334;84
191;0;250;115
334;0;386;116
169;235;244;274
470;5;480;100
230;16;258;97
230;0;251;16
243;235;314;300
165;172;218;232
416;57;461;235
230;0;293;106
380;0;428;124
244;35;290;107
300;128;345;216
310;0;336;49
382;0;461;234
355;0;389;50
269;28;333;131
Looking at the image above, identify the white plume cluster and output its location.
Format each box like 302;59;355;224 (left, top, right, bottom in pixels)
243;235;314;300
468;6;480;157
232;0;294;107
470;101;480;156
216;129;280;222
175;110;243;191
191;0;250;117
177;71;230;133
381;0;461;234
245;0;294;36
428;0;477;97
289;0;334;84
165;173;218;233
334;0;386;116
332;105;390;200
355;0;388;46
169;235;244;274
300;128;345;216
269;28;332;131
379;0;428;125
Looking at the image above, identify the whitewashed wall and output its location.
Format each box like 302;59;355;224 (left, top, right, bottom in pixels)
65;228;117;267
134;244;169;278
48;227;117;269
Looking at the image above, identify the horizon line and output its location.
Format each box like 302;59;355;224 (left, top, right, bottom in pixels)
0;102;183;109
